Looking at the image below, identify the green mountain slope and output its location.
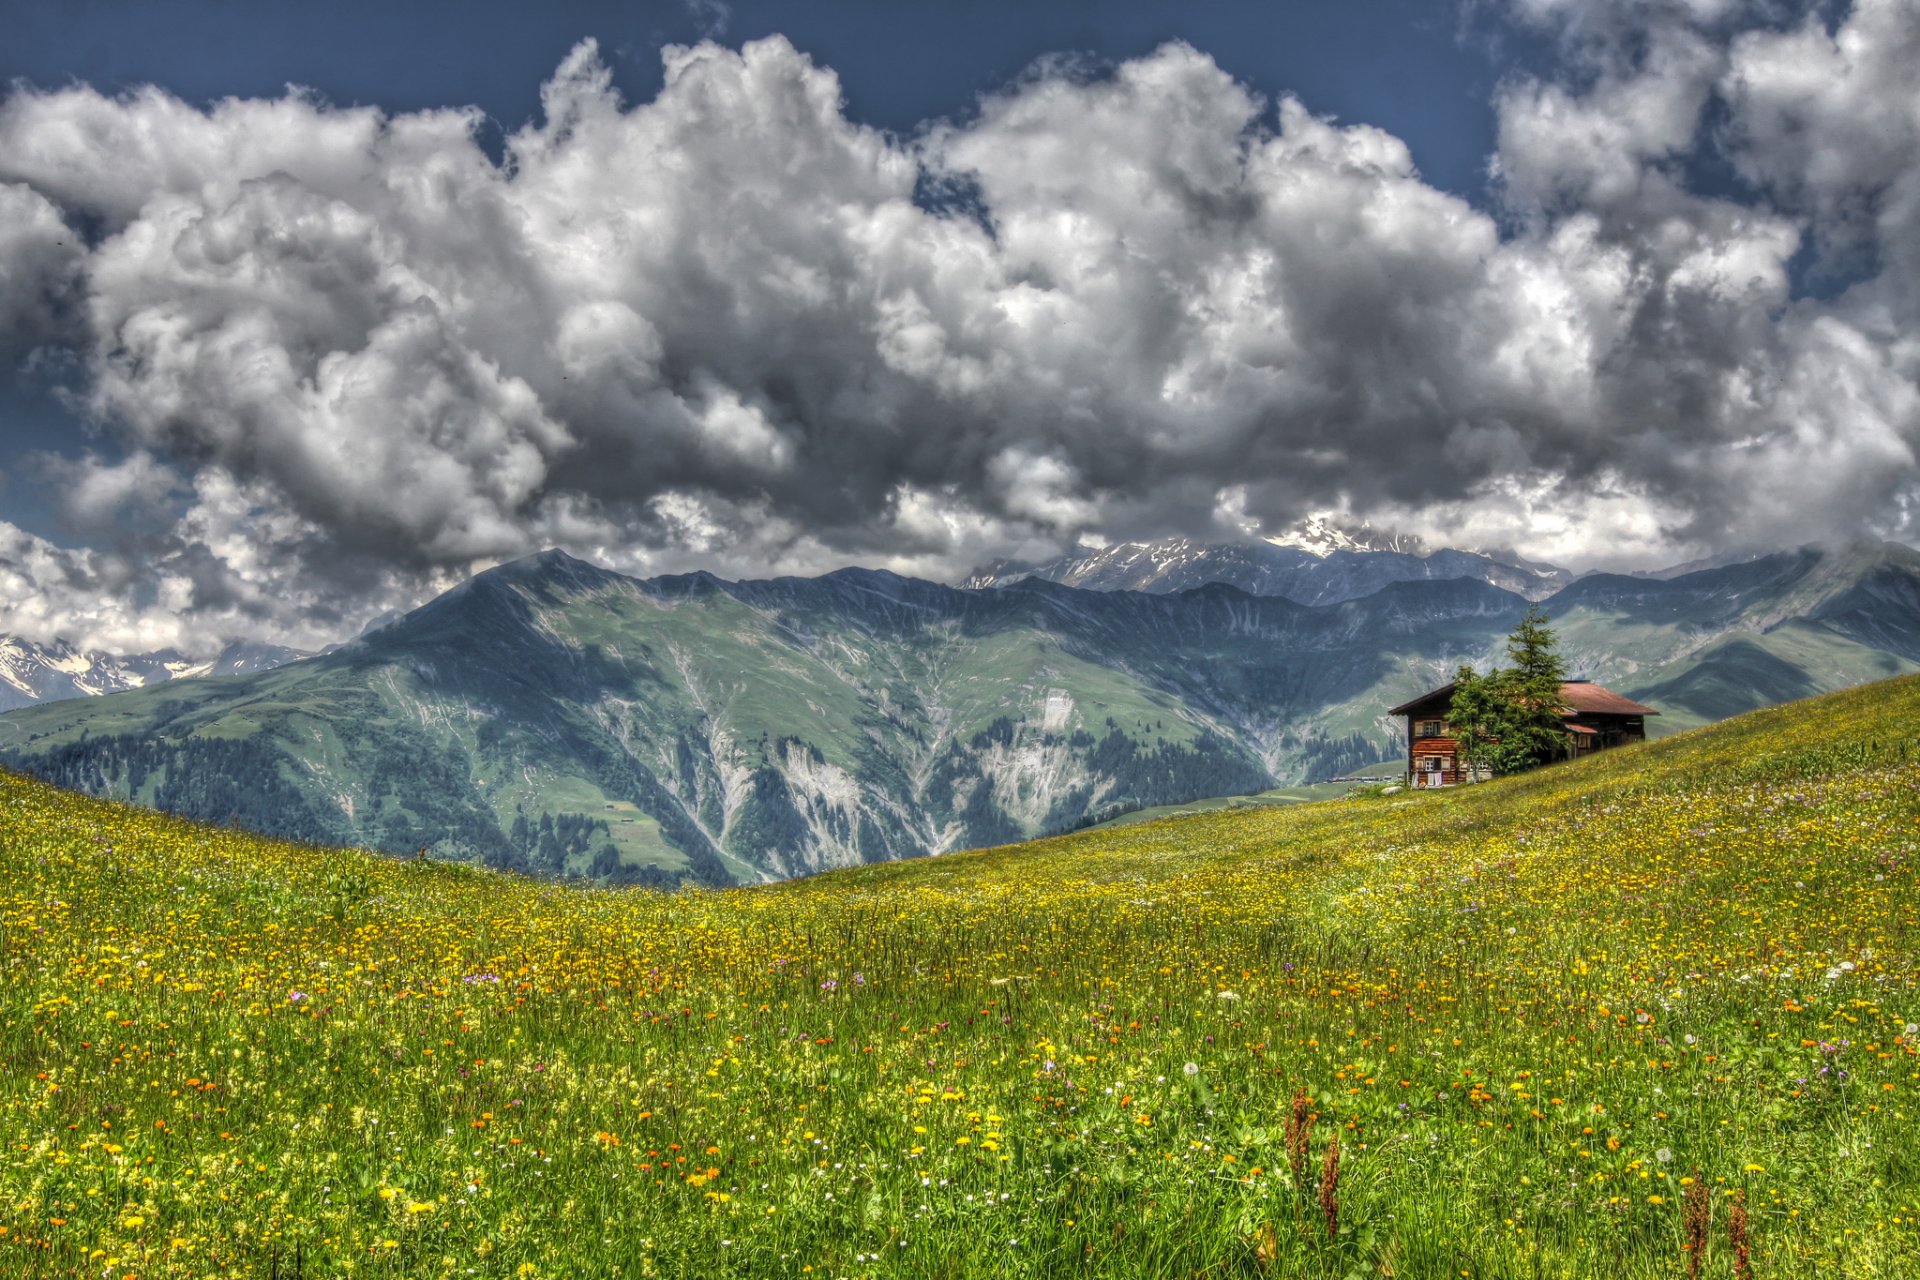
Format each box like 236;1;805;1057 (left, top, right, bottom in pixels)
1;542;1916;884
1;674;1916;1277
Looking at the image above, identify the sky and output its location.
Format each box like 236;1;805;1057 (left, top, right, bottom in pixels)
0;0;1917;655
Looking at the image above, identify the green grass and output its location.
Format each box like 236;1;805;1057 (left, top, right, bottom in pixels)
1081;780;1374;830
1;677;1918;1277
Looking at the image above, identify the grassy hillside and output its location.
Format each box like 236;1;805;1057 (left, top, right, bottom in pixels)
1;678;1918;1278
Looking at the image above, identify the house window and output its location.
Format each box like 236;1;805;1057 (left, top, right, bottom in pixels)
1421;756;1445;772
1415;719;1446;738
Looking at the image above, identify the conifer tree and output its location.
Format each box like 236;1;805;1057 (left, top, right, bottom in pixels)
1448;605;1570;777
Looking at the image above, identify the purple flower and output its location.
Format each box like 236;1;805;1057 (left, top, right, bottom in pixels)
820;980;838;990
288;991;308;1003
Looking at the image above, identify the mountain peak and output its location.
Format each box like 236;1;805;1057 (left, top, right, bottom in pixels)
1262;514;1425;558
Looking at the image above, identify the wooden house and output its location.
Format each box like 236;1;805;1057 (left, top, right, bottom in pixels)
1388;680;1657;789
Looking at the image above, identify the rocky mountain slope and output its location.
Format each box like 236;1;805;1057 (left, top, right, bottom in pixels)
1;542;1914;886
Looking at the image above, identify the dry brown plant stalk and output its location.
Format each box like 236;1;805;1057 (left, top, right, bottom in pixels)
1319;1132;1341;1239
1729;1188;1753;1280
1286;1087;1314;1187
1682;1172;1711;1279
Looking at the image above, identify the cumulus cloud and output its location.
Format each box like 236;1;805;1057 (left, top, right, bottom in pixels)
0;6;1916;651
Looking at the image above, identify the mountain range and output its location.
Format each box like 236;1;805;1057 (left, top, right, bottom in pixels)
963;530;1572;603
0;635;310;713
0;537;1915;887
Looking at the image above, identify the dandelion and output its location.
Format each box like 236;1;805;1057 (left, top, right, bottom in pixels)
1182;1062;1199;1078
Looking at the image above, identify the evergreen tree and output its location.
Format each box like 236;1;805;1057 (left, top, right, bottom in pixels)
1499;604;1570;769
1447;663;1500;781
1448;606;1570;777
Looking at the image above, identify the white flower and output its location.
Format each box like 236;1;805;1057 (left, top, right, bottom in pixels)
1183;1062;1200;1077
1656;1148;1672;1163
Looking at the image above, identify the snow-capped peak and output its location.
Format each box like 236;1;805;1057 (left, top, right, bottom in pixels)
0;634;311;713
1262;514;1424;558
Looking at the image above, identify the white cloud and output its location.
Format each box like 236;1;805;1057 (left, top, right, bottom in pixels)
0;14;1916;650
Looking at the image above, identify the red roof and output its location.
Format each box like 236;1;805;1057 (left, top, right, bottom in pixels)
1389;680;1657;718
1556;682;1659;716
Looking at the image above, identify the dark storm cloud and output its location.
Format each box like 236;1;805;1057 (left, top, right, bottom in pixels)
0;1;1916;652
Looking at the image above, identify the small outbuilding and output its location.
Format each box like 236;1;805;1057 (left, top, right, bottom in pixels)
1387;679;1657;789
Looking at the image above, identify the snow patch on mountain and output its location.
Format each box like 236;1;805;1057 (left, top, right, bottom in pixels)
1262;514;1425;558
964;530;1571;604
0;634;311;713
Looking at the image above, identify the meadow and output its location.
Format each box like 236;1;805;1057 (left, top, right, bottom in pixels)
2;677;1918;1278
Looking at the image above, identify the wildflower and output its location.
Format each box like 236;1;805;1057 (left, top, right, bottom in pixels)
1183;1062;1199;1078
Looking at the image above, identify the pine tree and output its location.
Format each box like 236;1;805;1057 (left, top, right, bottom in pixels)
1448;663;1500;782
1498;604;1570;769
1448;606;1570;777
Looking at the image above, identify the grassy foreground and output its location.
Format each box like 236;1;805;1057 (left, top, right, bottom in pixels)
2;680;1919;1279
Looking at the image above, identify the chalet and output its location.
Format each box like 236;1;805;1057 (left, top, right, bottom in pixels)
1388;679;1657;789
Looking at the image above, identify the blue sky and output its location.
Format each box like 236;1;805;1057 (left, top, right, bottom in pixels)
0;0;1916;652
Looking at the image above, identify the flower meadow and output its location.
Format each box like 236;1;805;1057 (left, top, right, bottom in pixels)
3;677;1919;1279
